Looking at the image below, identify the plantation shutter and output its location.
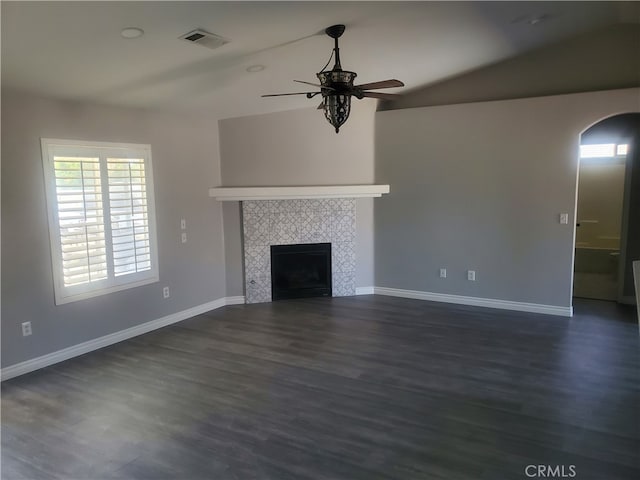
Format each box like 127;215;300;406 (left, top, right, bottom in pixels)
53;156;108;286
42;139;158;305
107;157;152;276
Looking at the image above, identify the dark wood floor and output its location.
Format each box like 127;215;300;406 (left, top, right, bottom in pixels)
2;296;639;480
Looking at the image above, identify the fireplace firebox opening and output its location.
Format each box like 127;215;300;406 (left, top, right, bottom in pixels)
270;243;332;300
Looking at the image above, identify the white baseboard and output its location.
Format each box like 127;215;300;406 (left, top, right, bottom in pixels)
619;296;637;306
355;286;375;295
1;296;243;382
224;295;246;305
373;287;573;317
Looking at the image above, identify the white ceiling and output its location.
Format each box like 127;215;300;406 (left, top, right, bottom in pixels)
2;1;637;120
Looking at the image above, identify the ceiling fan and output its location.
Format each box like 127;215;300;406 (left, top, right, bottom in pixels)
262;24;405;133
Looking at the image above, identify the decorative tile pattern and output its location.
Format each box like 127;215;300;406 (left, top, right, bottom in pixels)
271;213;303;244
331;228;356;244
243;200;271;215
243;213;270;245
245;275;271;304
244;245;270;275
333;272;356;297
328;198;355;213
242;198;356;303
332;242;356;273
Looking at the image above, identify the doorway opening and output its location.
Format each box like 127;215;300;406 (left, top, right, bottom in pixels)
573;113;640;304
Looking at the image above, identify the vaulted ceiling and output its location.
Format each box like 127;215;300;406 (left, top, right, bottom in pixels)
2;1;638;119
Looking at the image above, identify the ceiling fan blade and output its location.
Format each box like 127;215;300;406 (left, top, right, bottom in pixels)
361;91;400;100
355;79;404;90
294;80;335;90
261;92;320;97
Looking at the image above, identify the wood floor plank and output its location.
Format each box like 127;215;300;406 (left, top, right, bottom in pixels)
2;296;639;479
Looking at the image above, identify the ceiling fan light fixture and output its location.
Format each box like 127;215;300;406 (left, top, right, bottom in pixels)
323;94;351;133
317;69;356;133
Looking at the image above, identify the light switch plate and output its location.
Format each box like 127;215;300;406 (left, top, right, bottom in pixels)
560;213;569;224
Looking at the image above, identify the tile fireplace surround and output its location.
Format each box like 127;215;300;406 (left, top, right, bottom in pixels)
242;199;356;303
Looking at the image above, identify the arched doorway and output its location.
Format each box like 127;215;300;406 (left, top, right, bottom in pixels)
574;113;640;304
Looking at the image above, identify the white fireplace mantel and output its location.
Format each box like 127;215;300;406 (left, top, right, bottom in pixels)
208;185;390;201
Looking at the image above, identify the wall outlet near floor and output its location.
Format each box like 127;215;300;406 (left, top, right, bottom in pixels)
163;286;170;299
439;268;447;278
21;321;32;337
467;270;476;281
180;218;186;230
181;232;187;244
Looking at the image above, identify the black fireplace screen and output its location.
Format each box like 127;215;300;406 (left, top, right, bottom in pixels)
270;243;332;300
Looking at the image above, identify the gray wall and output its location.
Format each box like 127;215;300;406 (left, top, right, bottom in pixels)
219;104;375;187
1;89;227;367
218;103;377;295
375;88;640;308
382;24;640;111
222;202;244;296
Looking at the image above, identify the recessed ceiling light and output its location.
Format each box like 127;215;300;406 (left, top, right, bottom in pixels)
246;65;265;73
510;13;552;26
121;27;144;39
527;14;550;25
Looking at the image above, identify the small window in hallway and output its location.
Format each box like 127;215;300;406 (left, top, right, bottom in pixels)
580;143;628;159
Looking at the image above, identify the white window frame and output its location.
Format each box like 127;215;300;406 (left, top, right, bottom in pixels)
41;138;159;305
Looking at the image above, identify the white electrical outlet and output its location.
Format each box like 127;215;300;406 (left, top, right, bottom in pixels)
163;286;170;299
467;270;476;281
21;321;32;336
180;218;186;230
181;232;187;243
439;268;447;278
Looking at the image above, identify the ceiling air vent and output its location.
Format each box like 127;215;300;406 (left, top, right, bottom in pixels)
179;29;228;50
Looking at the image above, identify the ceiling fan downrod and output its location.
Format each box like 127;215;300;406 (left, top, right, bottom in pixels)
325;24;345;71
